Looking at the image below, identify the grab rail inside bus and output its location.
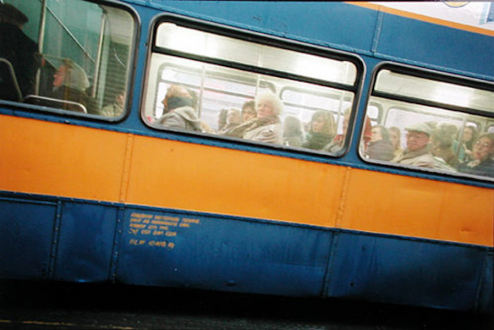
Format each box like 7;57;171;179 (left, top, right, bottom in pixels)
0;58;22;103
23;95;88;113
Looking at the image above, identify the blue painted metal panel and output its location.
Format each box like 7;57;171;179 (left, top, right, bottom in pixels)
477;252;493;314
116;208;332;297
146;1;378;53
54;202;118;282
326;232;490;312
376;13;494;77
0;198;56;280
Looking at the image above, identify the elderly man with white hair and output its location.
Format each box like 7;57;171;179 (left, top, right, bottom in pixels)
225;92;284;144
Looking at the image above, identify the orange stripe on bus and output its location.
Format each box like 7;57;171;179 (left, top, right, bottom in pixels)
1;115;492;246
348;2;494;37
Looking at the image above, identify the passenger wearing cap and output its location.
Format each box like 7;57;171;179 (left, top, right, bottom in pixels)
155;84;204;132
391;122;434;168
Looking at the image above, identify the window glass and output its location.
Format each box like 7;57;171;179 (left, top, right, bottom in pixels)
0;0;135;118
375;70;494;113
156;23;357;86
362;66;494;181
145;20;361;155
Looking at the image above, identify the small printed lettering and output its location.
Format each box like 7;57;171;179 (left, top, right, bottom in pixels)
182;218;200;224
127;212;201;251
129;239;146;246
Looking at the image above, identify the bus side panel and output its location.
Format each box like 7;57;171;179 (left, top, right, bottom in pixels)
0;115;128;203
124;134;344;228
0;197;57;280
478;251;493;314
327;232;490;312
53;202;118;283
165;2;379;53
340;169;494;247
376;12;494;76
116;207;332;297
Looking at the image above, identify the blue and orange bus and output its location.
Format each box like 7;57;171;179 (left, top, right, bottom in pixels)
0;0;493;313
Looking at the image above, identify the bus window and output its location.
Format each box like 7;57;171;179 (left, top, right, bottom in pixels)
361;64;494;180
0;0;136;118
143;17;363;155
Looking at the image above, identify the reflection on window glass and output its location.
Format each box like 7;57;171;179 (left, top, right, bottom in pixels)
156;23;357;86
375;70;494;113
0;0;135;117
362;67;494;180
144;54;353;152
145;21;360;155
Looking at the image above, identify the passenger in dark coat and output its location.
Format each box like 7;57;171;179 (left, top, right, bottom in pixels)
302;110;336;150
367;125;394;161
0;4;39;97
458;133;494;178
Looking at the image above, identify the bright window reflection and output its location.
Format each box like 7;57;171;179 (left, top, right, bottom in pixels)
145;20;362;155
156;23;357;86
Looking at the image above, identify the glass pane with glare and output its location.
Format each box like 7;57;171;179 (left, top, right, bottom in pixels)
375;70;494;113
359;93;494;181
0;0;135;117
143;53;355;154
156;23;357;86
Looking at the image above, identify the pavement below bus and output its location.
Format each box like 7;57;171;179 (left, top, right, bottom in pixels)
0;281;492;330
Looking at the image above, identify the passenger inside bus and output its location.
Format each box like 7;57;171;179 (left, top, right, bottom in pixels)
241;100;256;123
388;126;404;158
217;109;228;132
458;133;494;177
218;108;242;134
367;125;394;161
48;59;99;115
457;125;478;163
155;84;204;132
392;122;434;168
224;92;284;144
302;110;336;150
323;107;350;153
283;116;304;147
430;126;460;169
101;90;125;118
0;3;38;98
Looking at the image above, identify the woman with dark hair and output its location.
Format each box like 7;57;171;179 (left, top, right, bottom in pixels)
457;126;478;163
458;133;494;178
367;125;394;161
283;116;304;147
302;110;336;150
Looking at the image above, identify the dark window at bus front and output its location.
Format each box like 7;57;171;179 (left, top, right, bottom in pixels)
0;0;135;118
143;20;362;155
360;65;494;181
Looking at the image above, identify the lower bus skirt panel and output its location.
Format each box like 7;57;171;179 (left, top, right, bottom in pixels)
0;192;492;313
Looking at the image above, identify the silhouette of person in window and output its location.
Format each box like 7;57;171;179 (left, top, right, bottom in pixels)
0;3;39;97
